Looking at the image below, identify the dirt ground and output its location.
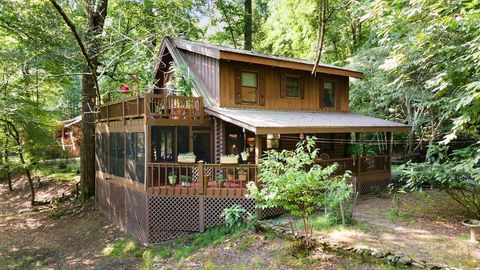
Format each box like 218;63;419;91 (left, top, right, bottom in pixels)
1;177;395;270
317;191;480;269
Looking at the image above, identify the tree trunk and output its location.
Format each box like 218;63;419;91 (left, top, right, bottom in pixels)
50;0;108;201
79;67;97;201
6;122;35;205
312;0;327;74
244;0;252;50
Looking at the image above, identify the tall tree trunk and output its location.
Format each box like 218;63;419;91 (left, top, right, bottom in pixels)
312;0;327;74
50;0;108;201
80;67;97;200
244;0;252;50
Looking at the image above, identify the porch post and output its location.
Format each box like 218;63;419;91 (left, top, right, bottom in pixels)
387;131;393;171
255;135;262;164
198;161;205;195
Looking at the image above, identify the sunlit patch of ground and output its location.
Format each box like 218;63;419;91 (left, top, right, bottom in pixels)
290;190;480;269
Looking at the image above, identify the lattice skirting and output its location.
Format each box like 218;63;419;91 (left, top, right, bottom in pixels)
357;177;391;194
96;178;285;244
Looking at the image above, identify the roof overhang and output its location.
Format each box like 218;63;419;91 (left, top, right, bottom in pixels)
171;38;363;79
205;107;410;135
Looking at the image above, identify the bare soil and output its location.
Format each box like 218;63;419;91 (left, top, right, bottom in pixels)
318;191;480;269
0;177;390;270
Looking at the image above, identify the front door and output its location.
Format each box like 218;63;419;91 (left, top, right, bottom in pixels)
193;132;211;163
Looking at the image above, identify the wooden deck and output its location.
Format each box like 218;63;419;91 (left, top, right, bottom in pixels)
98;93;204;125
146;155;390;197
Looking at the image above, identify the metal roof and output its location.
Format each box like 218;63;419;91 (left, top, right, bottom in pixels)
170;38;363;78
205;107;410;134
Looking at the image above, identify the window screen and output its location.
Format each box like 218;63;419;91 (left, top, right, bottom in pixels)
126;132;145;183
241;72;258;103
177;126;190;155
323;82;335;108
286;76;300;97
151;126;175;162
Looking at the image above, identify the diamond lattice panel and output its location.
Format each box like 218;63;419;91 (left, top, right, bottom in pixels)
148;195;200;232
125;188;148;243
95;178;111;219
110;182;126;230
204;197;256;228
359;178;390;194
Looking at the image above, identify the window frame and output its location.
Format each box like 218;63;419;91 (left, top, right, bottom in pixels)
235;65;265;106
322;80;336;108
281;73;303;99
240;70;259;104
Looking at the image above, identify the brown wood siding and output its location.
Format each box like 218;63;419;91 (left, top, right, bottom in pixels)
220;60;349;112
180;49;220;104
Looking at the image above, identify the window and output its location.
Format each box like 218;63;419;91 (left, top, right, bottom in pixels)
177;126;190;155
151;127;175;162
108;132;125;177
241;72;258;103
323;81;335;108
127;132;145;183
285;76;300;97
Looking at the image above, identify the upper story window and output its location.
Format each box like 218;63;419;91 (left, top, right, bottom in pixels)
281;73;303;99
285;76;300;97
241;71;258;103
323;81;335;108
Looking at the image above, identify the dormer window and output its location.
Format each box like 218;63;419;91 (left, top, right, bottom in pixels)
323;81;335;108
241;71;258;103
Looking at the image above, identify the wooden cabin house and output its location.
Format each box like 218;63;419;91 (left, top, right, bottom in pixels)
95;37;409;243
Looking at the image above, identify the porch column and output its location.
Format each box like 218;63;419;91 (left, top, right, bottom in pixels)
255;135;263;164
387;131;393;171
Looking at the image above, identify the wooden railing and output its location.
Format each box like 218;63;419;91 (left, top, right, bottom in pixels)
146;162;257;197
145;155;390;197
145;93;204;122
98;94;204;123
316;155;390;176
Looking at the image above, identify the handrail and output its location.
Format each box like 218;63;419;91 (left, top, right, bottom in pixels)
98;93;204;123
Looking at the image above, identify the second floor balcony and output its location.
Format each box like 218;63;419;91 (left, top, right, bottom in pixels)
98;93;204;124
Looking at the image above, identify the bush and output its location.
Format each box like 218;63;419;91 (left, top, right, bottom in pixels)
398;145;480;218
58;162;67;169
247;137;353;246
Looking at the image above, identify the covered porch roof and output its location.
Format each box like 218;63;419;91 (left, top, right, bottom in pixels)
205;107;410;134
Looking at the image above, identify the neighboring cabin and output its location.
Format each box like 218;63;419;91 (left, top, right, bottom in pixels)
95;37;409;243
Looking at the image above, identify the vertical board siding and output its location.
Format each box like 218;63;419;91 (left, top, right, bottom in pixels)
180;50;220;104
220;60;350;112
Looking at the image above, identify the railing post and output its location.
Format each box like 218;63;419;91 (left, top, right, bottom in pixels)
357;155;361;175
198;161;205;195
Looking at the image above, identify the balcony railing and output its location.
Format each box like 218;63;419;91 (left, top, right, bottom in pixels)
145;155;389;197
98;93;204;123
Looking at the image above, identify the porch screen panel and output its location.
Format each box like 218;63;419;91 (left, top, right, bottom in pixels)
101;133;108;172
151;126;174;162
177;126;190;155
95;134;100;171
109;132;125;177
136;133;145;183
126;132;145;183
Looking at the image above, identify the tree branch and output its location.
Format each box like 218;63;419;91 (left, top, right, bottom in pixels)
48;0;101;100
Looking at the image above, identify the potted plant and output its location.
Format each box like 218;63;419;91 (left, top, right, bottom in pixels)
237;167;248;181
220;154;239;164
180;175;192;187
178;152;196;163
226;168;235;182
240;150;249;162
215;174;225;188
168;171;177;185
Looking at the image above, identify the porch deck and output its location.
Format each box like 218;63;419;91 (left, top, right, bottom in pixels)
146;154;390;197
98;93;204;125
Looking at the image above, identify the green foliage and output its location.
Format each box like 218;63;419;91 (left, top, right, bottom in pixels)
166;62;194;96
247;137;352;245
221;204;260;232
398;145;480;218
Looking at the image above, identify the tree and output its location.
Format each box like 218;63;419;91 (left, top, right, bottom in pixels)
49;0;108;201
247;137;352;247
243;0;252;50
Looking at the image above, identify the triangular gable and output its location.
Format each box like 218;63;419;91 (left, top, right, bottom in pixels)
153;37;216;107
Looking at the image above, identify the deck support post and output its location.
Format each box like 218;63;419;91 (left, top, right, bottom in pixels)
198;161;205;195
387;131;393;171
255;135;262;164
